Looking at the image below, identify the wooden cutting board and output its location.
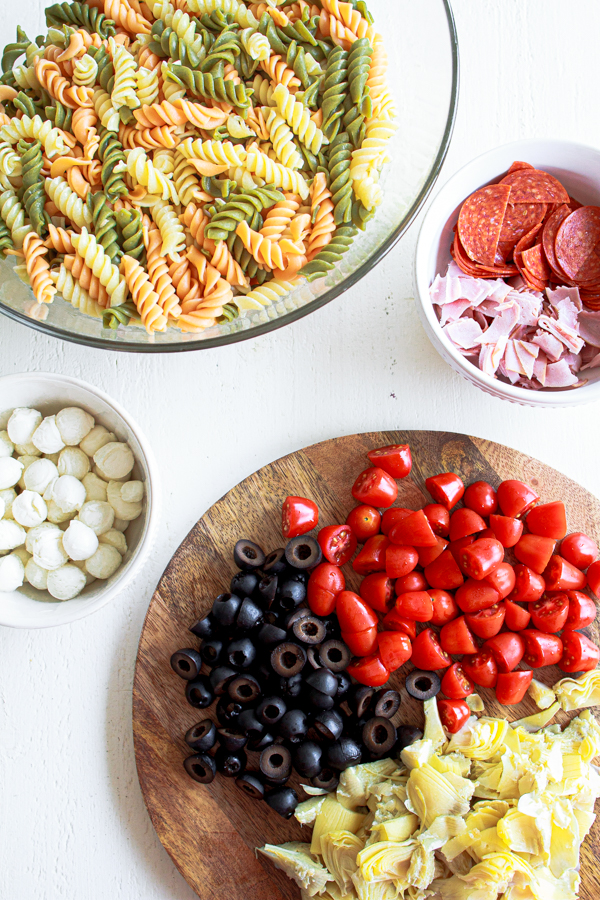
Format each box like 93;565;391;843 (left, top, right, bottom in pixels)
132;431;600;900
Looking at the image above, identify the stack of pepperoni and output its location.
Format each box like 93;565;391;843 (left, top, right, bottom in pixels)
453;161;600;310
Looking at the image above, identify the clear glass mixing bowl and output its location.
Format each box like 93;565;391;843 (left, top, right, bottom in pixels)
0;0;459;352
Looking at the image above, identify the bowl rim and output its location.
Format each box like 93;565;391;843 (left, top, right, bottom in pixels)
0;371;161;628
0;0;460;354
414;137;600;406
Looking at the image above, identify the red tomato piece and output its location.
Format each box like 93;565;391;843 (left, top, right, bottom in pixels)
282;495;319;538
496;670;533;705
504;599;531;631
336;591;378;633
367;444;412;479
378;630;412;671
508;564;546;603
526;501;567;540
438;698;470;733
530;592;569;633
497;480;539;518
342;627;379;656
460;537;504;581
381;508;413;536
441;663;474;699
449;534;475;565
440;616;479;655
543;555;586;591
521;630;563;668
417;536;448;568
425;473;465;510
449;508;486;542
488;514;523;548
463;480;498;517
455;578;501;614
514;534;556;574
352;467;398;508
565;590;597;630
352;534;390;576
559;630;600;672
359;573;395;614
484;632;525;673
382;610;417;640
425;549;465;590
484;562;516;600
423;503;450;537
589;561;600;598
395;591;434;622
395;572;428;594
410;628;451;670
477;528;496;540
560;532;599;571
461;650;498;688
307;563;345;616
346;654;390;687
465;603;506;639
429;589;459;627
389;509;437;548
346;505;381;543
318;525;357;566
385;544;418;579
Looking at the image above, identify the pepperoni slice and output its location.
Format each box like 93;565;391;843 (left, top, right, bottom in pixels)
506;161;535;176
521;243;551;289
499;169;570;204
497;203;547;263
458;184;512;267
452;233;518;278
569;196;584;211
542;204;572;281
555;207;600;283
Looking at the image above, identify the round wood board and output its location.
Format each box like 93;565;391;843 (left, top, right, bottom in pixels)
132;431;600;900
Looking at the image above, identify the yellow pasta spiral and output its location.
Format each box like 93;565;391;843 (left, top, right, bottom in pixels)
235;276;301;310
121;254;167;333
23;232;56;305
150;198;186;257
265;110;303;170
53;265;103;318
272;83;328;155
71;227;127;302
110;38;140;110
179;138;248;168
243;148;309;198
73;54;99;87
123;147;178;201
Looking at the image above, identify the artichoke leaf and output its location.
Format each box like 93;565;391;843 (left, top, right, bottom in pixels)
510;702;560;733
337;759;401;809
447;717;508;760
553;668;600;712
259;842;334;897
528;678;557;710
321;830;364;895
296;795;327;825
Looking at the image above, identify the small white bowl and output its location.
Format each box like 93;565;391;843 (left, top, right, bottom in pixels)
414;139;600;407
0;373;160;628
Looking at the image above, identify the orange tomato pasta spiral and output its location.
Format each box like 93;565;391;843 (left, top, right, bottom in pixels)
259;56;301;91
260;194;300;241
119;123;179;150
64;254;110;308
181;202;209;248
168;256;200;306
209;241;248;289
72;107;99;159
320;0;375;42
45;224;76;254
104;0;152;35
35;59;93;109
23;232;57;304
121;254;167;333
144;221;181;319
235;220;287;270
306;172;335;261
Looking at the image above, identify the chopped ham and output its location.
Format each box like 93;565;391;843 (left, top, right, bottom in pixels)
514;341;539;380
537;315;584;354
440;299;472;326
533;352;548;386
532;330;563;361
479;335;508;376
457;276;489;305
578;311;600;347
582;351;600;370
547;285;582;311
444;318;483;348
475;305;520;344
545;359;579;387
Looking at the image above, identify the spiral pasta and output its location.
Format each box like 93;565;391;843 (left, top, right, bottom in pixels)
185;0;258;28
243;147;309;198
144;220;180;318
120;253;167;332
0;115;68;159
110;38;140;110
53;264;104;318
45;175;93;228
0;187;32;249
71;226;128;303
136;67;160;106
265;110;303;170
306;172;335;261
23;232;56;304
272;83;328;155
123;147;178;201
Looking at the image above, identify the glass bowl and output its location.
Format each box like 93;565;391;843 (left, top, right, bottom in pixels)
0;0;458;352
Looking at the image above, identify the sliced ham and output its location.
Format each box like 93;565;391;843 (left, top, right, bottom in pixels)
581;351;600;370
444;318;483;348
532;330;563;361
479;335;508;376
578;311;600;347
475;304;520;344
514;340;539;379
457;276;489;305
440;299;472;326
538;315;584;354
533;351;548;386
545;359;579;387
547;285;582;311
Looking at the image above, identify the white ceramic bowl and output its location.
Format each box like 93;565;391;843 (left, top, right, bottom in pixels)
0;373;160;628
414;139;600;407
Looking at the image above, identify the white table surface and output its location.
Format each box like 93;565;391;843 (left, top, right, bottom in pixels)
2;2;600;897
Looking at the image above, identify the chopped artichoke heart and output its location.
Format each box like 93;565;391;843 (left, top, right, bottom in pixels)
311;797;366;856
496;808;546;855
423;696;447;748
373;813;418;843
429;752;471;778
259;842;334;896
320;831;364;894
337;759;400;809
295;795;327;825
356;839;417;883
554;668;600;711
407;765;474;829
529;677;557;710
511;701;560;732
400;739;435;770
447;716;508;759
465;693;484;713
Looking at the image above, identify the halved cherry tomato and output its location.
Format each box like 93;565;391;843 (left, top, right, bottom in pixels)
543;555;586;591
488;514;523;548
526;501;567;540
378;630;412;671
395;572;428;594
559;631;600;672
423;503;450;537
484;562;516;600
449;508;486;542
497;480;539;518
560;532;599;571
449;534;475;565
461;649;498;688
455;579;500;614
465;603;505;639
395;591;433;622
460;537;504;581
530;592;569;633
565;590;597;630
307;563;345;616
438;698;470;733
425;473;465;510
503;599;531;631
346;654;390;687
425;549;464;590
389;509;437;547
463;480;498;517
381;508;413;536
589;561;600;598
385;544;418;578
496;670;532;705
441;663;473;699
336;591;378;632
382;610;417;640
521;630;563;668
507;564;545;603
352;535;390;575
514;534;555;574
346;505;381;543
352;467;398;508
282;495;319;538
342;627;379;656
477;528;496;540
484;632;524;673
417;536;448;568
429;589;459;627
318;525;357;566
367;444;412;479
440;616;478;655
410;628;451;670
359;573;394;613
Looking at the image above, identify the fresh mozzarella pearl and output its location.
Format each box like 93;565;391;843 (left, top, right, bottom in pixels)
46;500;76;525
106;481;143;521
25;558;48;590
17;455;39;489
14;441;41;457
112;518;128;532
99;529;127;555
94;442;134;480
0;553;25;591
52;475;86;513
0;488;16;518
0;457;24;490
30;527;68;571
121;480;144;503
32;416;65;454
7;408;42;445
26;522;59;554
79;425;116;457
0;519;26;551
12;491;47;528
56;407;95;446
57;447;90;480
24;458;59;494
0;430;14;458
62;520;99;561
77;500;114;535
82;473;107;502
85;544;122;579
47;564;87;600
12;546;31;567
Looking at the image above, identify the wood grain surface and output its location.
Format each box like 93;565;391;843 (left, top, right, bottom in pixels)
132;431;600;900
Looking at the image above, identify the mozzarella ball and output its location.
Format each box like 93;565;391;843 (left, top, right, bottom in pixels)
80;425;116;457
1;488;17;519
63;519;99;561
25;558;48;590
0;519;26;550
0;457;24;490
15;441;41;457
46;500;76;525
113;518;128;532
47;564;87;600
70;557;96;585
30;527;68;571
12;491;47;528
58;447;90;480
56;407;95;446
78;500;114;535
82;473;107;502
0;553;25;591
7;407;42;445
12;546;31;567
94;442;134;480
17;455;39;489
24;458;58;494
85;544;122;579
32;416;65;454
121;480;144;503
52;475;86;513
0;430;14;458
106;481;143;521
26;523;58;553
99;529;127;556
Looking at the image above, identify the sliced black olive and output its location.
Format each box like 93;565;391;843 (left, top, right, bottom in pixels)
292;741;322;778
260;744;292;782
283;606;312;630
285;536;322;570
335;672;352;699
227;673;261;705
372;689;401;719
200;639;224;668
262;610;280;626
212;593;242;628
319;640;351;673
362;717;397;758
311;768;339;792
209;665;238;696
237;708;265;742
256;696;287;727
325;737;362;771
314;709;344;742
226;637;257;669
323;615;341;638
282;567;308;585
215;747;247;778
185;719;217;752
263;548;287;574
396;725;424;752
265;786;298;819
170;648;203;681
278;673;303;699
348;684;375;718
307;688;335;710
230;570;258;598
236;772;264;800
248;730;274;751
234;539;265;571
305;668;338;696
257;623;287;648
293;615;327;645
305;646;321;670
271;642;306;677
235;597;263;631
216;698;243;726
278;579;306;610
184;753;216;784
277;709;308;743
405;670;441;702
217;727;247;753
189;615;216;640
185;676;214;709
256;575;278;610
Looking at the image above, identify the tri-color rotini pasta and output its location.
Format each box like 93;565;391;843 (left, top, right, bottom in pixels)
0;0;395;334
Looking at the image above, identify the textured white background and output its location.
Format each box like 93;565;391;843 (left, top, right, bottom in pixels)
2;2;600;898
